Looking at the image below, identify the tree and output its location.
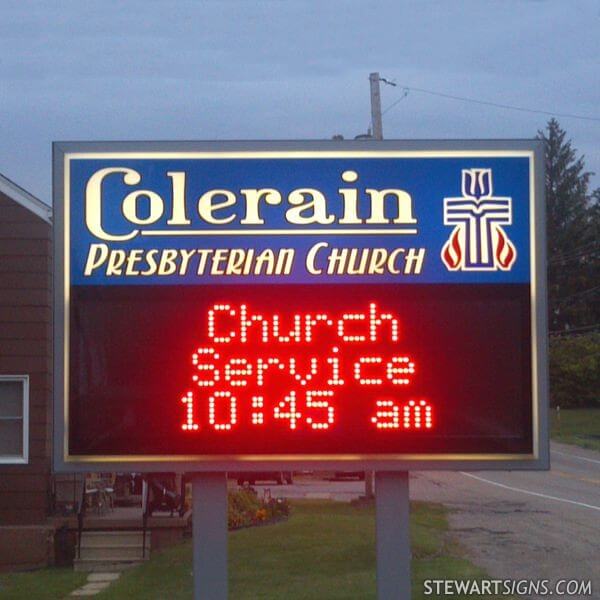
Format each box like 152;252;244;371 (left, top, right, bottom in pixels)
549;333;599;407
538;119;599;332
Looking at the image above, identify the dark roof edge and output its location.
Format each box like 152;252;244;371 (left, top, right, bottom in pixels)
0;172;52;224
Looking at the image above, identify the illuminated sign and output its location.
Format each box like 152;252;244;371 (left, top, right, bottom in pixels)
53;141;549;471
186;302;419;434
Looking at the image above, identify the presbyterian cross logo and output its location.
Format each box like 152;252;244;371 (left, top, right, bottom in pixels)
441;169;517;271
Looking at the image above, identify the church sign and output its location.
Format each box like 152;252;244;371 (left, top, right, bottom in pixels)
53;140;548;472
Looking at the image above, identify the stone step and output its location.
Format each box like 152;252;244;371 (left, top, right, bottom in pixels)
73;557;148;573
79;532;151;543
79;531;150;546
78;544;148;560
80;530;150;539
75;531;151;571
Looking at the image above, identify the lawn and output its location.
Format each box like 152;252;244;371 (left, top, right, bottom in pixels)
550;408;600;452
0;500;500;600
91;500;494;600
0;567;87;600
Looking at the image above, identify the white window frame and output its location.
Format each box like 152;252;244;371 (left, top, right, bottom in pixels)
0;375;29;464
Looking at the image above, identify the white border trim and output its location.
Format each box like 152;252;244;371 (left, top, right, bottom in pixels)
54;141;547;472
0;375;29;464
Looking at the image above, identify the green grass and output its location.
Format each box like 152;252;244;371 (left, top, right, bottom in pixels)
0;500;503;599
0;567;86;600
550;408;600;451
92;500;497;600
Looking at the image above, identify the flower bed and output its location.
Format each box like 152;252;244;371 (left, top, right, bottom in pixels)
228;488;290;530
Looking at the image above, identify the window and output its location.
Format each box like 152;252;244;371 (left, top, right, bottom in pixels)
0;375;29;464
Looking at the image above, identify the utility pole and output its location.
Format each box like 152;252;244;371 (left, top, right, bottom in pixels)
364;72;384;499
369;72;384;140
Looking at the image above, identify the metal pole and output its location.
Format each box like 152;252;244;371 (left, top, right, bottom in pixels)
369;72;384;140
365;470;375;499
376;471;410;600
364;71;384;499
364;70;384;499
192;472;228;600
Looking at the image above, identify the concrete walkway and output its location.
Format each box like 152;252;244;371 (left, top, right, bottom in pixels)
69;572;120;597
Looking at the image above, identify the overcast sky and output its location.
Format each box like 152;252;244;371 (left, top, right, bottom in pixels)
1;0;598;204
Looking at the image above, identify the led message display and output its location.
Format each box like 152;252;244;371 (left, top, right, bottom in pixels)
54;142;548;470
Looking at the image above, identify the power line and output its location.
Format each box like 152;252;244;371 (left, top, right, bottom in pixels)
549;254;598;266
549;243;599;264
383;85;600;123
556;240;599;257
553;284;600;306
381;88;408;116
557;238;599;254
550;323;600;335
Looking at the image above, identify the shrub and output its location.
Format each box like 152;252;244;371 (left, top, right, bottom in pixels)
228;488;290;530
549;333;600;408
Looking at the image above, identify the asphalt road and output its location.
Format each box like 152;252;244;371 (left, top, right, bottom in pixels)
258;442;600;598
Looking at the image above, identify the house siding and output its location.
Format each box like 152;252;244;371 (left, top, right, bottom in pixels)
0;190;53;568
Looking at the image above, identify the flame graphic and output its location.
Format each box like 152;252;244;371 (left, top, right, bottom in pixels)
441;227;462;270
494;226;517;270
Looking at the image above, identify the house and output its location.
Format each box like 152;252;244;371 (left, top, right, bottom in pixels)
0;172;195;572
0;172;54;570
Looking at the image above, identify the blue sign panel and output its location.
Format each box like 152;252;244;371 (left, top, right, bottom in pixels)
67;153;532;286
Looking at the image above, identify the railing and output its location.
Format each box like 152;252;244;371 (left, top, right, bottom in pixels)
76;477;87;559
141;477;149;559
76;475;150;560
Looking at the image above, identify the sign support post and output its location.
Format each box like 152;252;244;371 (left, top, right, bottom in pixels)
376;471;410;600
192;472;228;600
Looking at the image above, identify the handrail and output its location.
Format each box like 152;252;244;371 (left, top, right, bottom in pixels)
141;477;149;559
76;477;87;559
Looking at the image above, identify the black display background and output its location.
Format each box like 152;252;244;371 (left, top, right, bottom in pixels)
69;284;532;456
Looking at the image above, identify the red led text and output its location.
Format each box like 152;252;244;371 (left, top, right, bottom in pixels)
179;302;434;434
